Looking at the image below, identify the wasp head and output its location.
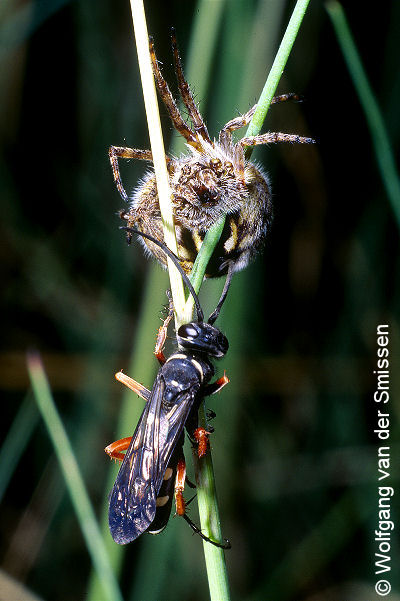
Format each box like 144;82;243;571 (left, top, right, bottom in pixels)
177;322;229;358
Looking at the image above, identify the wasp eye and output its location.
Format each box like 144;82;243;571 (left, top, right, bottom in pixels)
178;323;198;340
217;332;229;355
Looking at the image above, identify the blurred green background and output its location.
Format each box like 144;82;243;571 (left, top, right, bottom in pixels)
1;1;399;600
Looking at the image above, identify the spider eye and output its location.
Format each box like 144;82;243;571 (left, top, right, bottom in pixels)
210;158;223;175
224;161;233;175
178;323;198;340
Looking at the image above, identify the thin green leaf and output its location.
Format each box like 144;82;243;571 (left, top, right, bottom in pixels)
27;353;124;601
326;1;400;228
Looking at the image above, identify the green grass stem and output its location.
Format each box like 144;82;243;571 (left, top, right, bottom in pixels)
129;0;187;326
326;1;400;229
87;267;168;601
191;403;231;601
129;4;231;597
185;216;225;311
245;0;311;143
0;393;39;504
181;2;312;598
27;353;124;601
189;0;312;299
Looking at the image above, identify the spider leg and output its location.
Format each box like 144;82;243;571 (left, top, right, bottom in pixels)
149;37;201;150
218;105;257;145
109;145;154;203
240;132;315;148
170;28;211;144
219;94;304;145
270;92;303;105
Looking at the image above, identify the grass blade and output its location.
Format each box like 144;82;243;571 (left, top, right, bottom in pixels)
326;1;400;228
27;352;124;601
185;2;313;598
245;0;312;141
0;393;39;504
129;0;186;325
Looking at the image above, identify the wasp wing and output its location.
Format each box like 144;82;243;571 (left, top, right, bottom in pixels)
108;372;164;544
108;367;200;544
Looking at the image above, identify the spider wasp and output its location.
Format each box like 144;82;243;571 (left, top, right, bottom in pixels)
109;30;315;277
105;229;232;548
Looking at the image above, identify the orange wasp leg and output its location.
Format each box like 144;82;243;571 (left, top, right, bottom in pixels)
174;458;187;516
205;371;229;395
174;456;231;549
115;370;151;401
105;371;152;461
203;371;229;397
105;437;132;462
154;293;174;365
190;372;229;458
193;428;211;458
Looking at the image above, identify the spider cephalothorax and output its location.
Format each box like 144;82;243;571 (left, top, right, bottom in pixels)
109;31;314;277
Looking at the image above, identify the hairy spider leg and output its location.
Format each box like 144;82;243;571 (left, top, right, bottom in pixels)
240;132;315;148
149;37;203;151
170;28;211;144
218;105;257;144
270;92;304;105
108;146;154;203
218;93;307;145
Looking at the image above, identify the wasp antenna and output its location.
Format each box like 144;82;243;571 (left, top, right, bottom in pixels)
122;227;204;322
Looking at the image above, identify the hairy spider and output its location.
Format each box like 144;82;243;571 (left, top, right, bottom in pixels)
109;30;315;277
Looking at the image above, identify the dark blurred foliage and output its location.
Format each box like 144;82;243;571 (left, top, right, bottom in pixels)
1;1;399;601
